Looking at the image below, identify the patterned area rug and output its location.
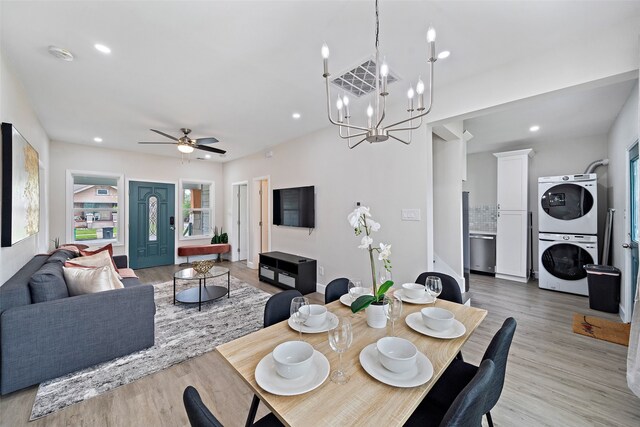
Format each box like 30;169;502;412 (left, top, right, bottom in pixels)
30;276;270;420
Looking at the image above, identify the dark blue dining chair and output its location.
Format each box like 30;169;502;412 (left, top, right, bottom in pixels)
425;317;517;427
324;277;349;304
414;272;463;304
404;359;496;427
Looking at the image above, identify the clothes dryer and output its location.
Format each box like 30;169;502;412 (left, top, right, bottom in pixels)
538;174;597;234
538;233;597;296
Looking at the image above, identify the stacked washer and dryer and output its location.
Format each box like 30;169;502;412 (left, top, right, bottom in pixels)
538;174;598;296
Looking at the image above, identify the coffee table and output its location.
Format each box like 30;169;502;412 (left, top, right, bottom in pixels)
173;266;230;311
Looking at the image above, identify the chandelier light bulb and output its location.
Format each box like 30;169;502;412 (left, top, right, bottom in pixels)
366;104;374;117
380;61;389;77
336;96;343;110
342;95;350;106
178;144;194;154
426;26;436;43
407;87;415;99
416;78;425;95
321;43;330;59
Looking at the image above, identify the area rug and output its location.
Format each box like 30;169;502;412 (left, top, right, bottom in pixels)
30;276;270;420
572;313;631;346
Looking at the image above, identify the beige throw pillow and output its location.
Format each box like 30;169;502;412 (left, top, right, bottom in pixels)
70;250;122;280
63;265;124;296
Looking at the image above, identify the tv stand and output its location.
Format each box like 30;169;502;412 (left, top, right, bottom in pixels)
258;251;317;295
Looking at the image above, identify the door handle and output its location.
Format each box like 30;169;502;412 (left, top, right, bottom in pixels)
622;243;631;248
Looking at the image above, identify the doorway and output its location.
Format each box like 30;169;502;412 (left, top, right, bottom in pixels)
250;176;270;268
232;182;249;262
129;181;175;269
626;141;639;317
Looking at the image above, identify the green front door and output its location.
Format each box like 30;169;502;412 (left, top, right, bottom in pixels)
129;181;175;269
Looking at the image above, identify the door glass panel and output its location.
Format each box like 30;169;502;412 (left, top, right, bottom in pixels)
631;150;638;242
541;243;594;281
541;184;594;220
149;196;158;241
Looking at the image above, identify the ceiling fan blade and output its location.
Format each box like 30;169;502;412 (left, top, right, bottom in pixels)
150;129;179;141
195;145;226;154
138;141;178;145
195;137;219;144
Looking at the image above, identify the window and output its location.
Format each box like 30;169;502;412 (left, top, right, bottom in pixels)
66;171;124;245
180;180;214;239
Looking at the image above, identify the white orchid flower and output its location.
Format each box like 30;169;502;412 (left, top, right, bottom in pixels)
378;243;392;260
358;235;373;249
347;211;361;228
366;218;381;232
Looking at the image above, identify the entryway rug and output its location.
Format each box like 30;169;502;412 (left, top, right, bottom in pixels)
572;313;631;346
30;276;270;420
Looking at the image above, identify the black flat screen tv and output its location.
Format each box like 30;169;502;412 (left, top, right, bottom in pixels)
273;186;315;228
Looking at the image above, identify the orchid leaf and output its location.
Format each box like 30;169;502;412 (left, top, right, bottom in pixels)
375;280;394;299
351;295;376;313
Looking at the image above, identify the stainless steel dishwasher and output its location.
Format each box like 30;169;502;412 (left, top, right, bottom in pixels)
470;233;496;274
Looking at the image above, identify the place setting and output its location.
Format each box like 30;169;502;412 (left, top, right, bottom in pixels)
287;296;339;334
339;280;373;307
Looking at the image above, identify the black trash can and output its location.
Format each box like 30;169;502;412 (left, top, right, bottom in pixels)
584;264;621;313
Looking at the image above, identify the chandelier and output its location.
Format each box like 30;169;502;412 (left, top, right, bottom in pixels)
321;0;438;149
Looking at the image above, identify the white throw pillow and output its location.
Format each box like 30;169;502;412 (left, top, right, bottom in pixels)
68;250;122;280
63;265;124;296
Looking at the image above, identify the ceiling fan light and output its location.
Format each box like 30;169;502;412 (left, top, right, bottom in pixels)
178;144;194;154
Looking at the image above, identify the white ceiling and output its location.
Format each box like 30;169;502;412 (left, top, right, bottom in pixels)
2;1;639;161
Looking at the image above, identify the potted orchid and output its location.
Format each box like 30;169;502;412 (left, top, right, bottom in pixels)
348;206;393;327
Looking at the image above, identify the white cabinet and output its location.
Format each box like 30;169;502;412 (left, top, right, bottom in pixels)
493;149;534;282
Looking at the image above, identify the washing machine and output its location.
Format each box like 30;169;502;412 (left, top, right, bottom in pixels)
538;233;597;296
538;174;597;234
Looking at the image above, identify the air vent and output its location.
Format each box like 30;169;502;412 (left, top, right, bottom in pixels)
331;59;398;97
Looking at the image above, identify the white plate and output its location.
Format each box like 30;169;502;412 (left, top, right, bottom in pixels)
359;343;433;388
405;312;467;339
396;289;435;305
255;350;329;396
288;311;339;333
340;293;354;307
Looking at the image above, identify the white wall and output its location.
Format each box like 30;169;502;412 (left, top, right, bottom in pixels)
607;81;639;321
49;141;224;262
223;125;432;288
465;135;609;272
0;54;50;284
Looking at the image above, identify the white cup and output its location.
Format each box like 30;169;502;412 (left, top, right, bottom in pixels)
272;341;314;379
402;283;426;300
300;304;327;327
421;307;454;331
376;337;417;374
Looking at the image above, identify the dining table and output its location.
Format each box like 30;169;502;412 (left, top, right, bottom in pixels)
216;296;488;426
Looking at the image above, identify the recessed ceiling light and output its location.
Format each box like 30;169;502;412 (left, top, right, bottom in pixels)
529;125;540;132
204;154;211;159
93;137;103;143
292;112;301;119
437;51;450;59
48;46;74;61
94;43;111;54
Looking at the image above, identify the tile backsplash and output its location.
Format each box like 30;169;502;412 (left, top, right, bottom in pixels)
469;205;497;232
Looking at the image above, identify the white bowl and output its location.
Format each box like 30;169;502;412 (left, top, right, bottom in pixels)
300;304;327;327
421;307;454;331
402;283;426;299
272;341;314;379
376;337;418;374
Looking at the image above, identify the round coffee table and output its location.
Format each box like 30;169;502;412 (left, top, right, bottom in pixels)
173;266;230;311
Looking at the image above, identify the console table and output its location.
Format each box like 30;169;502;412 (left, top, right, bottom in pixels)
258;251;317;295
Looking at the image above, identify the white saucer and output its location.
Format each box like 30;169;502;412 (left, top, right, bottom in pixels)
288;311;339;333
255;350;329;396
405;312;466;339
340;293;353;307
396;289;435;305
359;343;433;388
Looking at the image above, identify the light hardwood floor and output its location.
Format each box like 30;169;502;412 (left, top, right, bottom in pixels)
1;263;638;426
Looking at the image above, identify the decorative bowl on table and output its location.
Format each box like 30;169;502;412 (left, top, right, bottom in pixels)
192;260;215;275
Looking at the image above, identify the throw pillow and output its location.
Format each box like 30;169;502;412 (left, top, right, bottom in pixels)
45;249;79;264
63;265;124;296
29;262;70;303
80;243;119;272
68;250;122;280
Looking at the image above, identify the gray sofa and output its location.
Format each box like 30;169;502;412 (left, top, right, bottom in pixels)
0;250;155;395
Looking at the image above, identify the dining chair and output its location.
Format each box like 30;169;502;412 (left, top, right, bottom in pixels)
184;386;283;427
324;277;349;304
414;272;463;304
404;359;496;427
246;290;303;427
425;317;517;427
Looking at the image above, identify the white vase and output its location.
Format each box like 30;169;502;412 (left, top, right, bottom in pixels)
366;302;388;329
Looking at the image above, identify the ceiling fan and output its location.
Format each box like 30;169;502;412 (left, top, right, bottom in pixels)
138;128;226;155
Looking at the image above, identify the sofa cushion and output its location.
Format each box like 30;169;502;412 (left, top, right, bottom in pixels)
0;255;48;313
67;250;122;280
45;249;78;265
63;265;124;296
80;243;118;273
29;262;70;303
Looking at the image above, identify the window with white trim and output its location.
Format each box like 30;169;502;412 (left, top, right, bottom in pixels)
180;180;214;239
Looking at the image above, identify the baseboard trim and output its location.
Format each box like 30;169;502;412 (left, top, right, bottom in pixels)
316;282;326;294
495;273;529;283
246;261;255;269
619;304;628;323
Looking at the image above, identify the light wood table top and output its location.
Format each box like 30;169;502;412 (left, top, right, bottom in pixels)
216;297;487;427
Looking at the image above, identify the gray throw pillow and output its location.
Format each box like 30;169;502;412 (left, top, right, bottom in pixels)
29;262;70;303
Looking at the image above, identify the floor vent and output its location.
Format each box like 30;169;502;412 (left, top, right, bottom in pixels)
331;59;399;97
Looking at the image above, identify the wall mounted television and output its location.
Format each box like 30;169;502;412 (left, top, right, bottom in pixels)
273;185;315;228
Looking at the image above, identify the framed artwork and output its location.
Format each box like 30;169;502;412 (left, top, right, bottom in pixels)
1;122;40;247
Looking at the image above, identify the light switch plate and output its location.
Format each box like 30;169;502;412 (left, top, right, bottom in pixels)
401;209;421;221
